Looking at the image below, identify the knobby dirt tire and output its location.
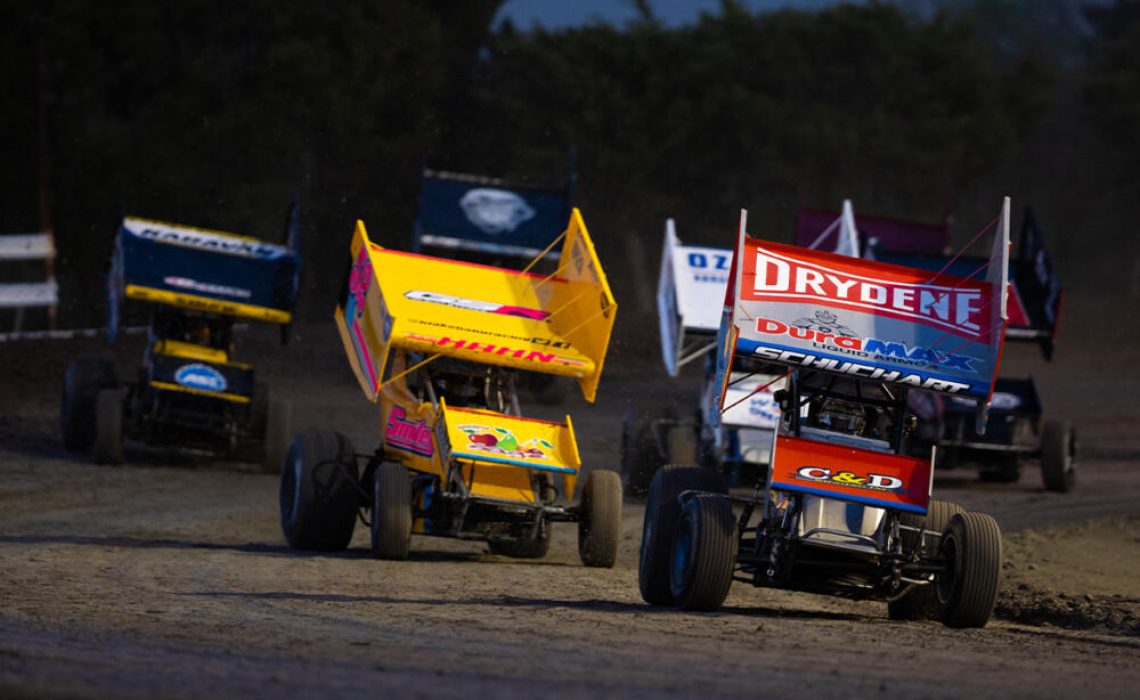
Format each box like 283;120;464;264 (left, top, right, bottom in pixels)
1041;419;1076;493
371;462;412;560
578;470;622;568
639;465;727;605
670;493;736;612
937;511;1003;629
93;388;124;466
60;358;115;452
889;500;965;621
279;430;359;551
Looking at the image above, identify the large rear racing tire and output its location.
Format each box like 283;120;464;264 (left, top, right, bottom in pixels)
262;398;292;474
60;359;116;452
578;470;622;568
670;493;736;612
937;511;1003;629
370;462;412;560
1040;420;1076;493
889;499;965;621
93;388;125;466
279;430;359;551
639;465;727;606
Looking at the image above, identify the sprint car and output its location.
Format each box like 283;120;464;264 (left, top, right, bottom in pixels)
622;203;860;493
279;209;622;565
639;201;1013;628
866;207;1075;491
60;207;300;470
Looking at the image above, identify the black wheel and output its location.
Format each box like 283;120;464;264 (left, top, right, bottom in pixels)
639;465;727;605
670;493;736;611
262;398;291;474
371;462;412;560
279;430;359;551
60;358;115;452
1041;420;1076;493
489;520;552;559
666;424;698;465
578;470;622;567
889;499;965;620
937;511;1003;629
620;409;659;497
93;388;125;465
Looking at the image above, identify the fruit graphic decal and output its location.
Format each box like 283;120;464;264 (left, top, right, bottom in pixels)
458;425;553;460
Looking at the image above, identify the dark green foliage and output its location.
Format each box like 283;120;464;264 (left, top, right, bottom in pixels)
2;1;1114;327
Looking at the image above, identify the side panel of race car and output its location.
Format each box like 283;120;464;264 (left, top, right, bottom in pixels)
548;209;618;403
334;221;393;403
768;434;933;514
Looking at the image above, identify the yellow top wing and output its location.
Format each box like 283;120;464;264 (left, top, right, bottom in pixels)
335;209;616;403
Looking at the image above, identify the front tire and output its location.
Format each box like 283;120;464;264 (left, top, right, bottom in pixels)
93;388;124;465
61;359;115;452
1040;420;1076;493
669;493;736;612
889;500;965;621
937;512;1003;629
370;462;412;560
279;430;359;551
639;465;727;605
578;470;622;568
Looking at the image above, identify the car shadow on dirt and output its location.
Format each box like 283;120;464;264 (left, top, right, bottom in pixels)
182;590;655;615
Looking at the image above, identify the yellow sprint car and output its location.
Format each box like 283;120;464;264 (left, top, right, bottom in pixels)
279;209;622;565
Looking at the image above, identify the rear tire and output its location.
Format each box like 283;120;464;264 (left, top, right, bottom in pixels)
889;500;965;620
371;462;412;560
1040;420;1076;493
639;465;727;605
578;470;622;568
61;359;115;452
937;512;1003;628
279;430;359;551
262;398;291;474
93;388;125;465
669;494;736;611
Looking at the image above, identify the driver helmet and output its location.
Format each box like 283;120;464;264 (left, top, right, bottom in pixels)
816;397;866;435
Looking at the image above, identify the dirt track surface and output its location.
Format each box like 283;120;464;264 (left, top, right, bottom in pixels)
2;317;1139;699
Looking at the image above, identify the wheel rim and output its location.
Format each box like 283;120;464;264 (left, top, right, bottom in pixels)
280;452;300;522
671;514;694;592
936;531;959;605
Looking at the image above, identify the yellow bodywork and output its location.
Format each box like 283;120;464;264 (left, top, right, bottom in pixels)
333;209;610;508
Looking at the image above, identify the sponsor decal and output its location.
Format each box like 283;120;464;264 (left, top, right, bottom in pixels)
408;333;586;369
795;466;903;491
459;188;535;235
385;406;434;457
747;246;987;339
164;276;252;300
747;344;973;394
174;363;227;392
346;244;380;388
409;318;569;348
404;290;550;321
755;316;978;372
458;425;552;460
126;221;287;260
748;395;781;423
